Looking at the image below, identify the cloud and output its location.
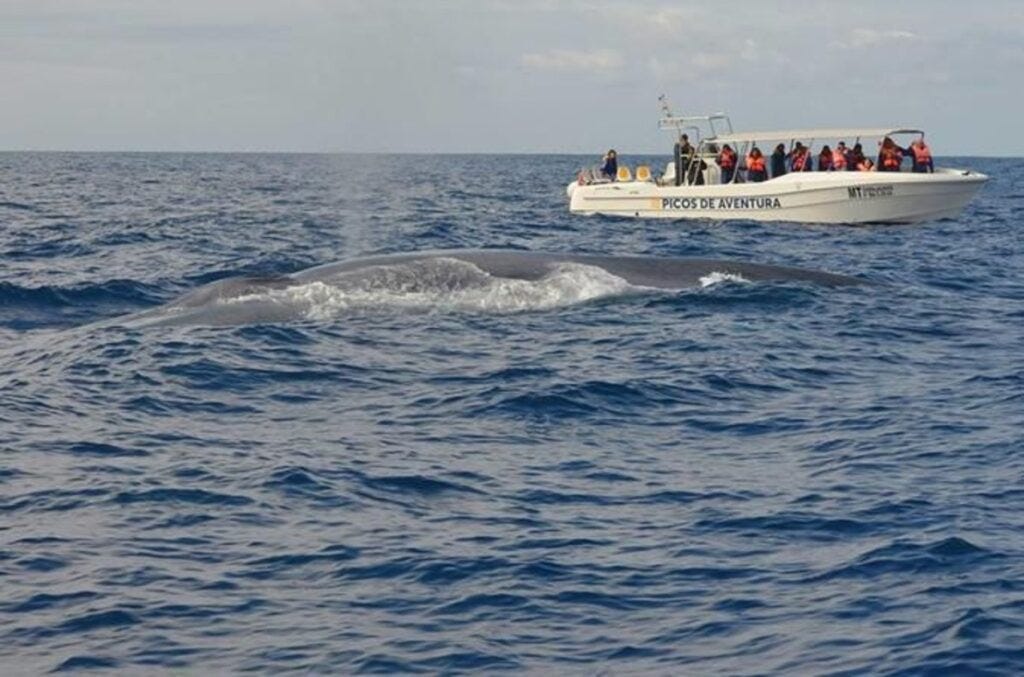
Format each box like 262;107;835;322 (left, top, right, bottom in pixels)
0;0;1020;153
521;49;624;73
842;28;918;49
642;8;692;36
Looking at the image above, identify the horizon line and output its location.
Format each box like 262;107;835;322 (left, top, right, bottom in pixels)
0;149;1016;158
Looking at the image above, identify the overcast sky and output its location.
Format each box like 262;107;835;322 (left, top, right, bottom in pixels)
2;0;1021;154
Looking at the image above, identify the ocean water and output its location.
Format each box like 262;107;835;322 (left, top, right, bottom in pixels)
1;152;1022;674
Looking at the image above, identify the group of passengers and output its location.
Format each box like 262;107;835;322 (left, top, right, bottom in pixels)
599;135;934;185
723;136;934;183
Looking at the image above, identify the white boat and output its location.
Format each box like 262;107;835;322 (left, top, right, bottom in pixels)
567;111;987;224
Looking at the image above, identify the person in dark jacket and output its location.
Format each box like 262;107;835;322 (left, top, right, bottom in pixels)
677;134;695;159
600;149;618;179
673;134;695;185
687;158;708;185
770;143;787;178
848;143;866;171
818;145;833;171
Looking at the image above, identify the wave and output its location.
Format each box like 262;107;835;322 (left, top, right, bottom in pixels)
0;279;162;308
0;200;37;211
0;279;163;329
699;271;750;287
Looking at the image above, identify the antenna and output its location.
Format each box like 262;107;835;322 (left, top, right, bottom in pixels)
658;94;673;118
658;94;680;134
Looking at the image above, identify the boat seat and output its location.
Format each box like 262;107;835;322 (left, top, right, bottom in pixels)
616;166;633;182
635;165;652;182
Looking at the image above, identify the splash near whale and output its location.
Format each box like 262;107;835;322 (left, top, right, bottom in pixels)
122;250;865;327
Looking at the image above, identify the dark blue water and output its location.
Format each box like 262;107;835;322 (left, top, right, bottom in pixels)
1;152;1022;674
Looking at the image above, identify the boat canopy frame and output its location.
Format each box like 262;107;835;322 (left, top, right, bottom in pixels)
651;99;929;186
708;127;924;146
658;113;734;144
698;127;927;185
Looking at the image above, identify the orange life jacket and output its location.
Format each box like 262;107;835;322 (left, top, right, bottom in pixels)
747;155;766;172
719;149;736;169
881;148;902;170
912;144;932;163
832;150;847;169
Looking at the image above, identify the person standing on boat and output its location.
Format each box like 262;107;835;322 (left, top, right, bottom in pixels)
832;142;849;171
687;157;708;186
909;138;934;173
849;143;866;170
717;144;737;184
601;149;618;179
746;147;768;182
677;134;695;159
770;143;787;178
790;143;813;172
673;134;695;186
818;145;834;171
878;137;904;172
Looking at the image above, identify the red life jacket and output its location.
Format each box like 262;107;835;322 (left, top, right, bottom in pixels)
832;150;847;169
719;149;736;169
881;148;902;170
792;152;808;171
747;155;766;172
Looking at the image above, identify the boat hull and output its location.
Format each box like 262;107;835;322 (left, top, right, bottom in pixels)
567;169;987;224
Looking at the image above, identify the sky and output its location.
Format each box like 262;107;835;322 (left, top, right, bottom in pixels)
1;0;1022;155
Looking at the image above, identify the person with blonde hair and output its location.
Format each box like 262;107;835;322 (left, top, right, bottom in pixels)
832;141;849;171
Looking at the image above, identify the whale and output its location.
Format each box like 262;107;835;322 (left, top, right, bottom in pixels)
290;250;864;288
122;249;865;327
